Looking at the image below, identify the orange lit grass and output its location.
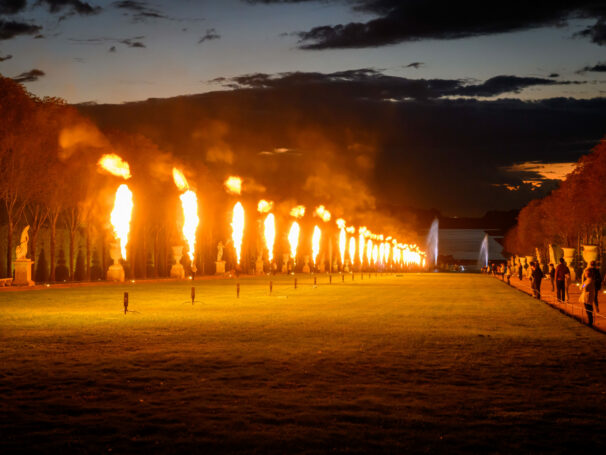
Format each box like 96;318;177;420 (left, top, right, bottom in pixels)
1;275;605;453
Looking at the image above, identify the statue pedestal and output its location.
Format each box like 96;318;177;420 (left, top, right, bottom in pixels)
170;264;185;279
13;259;34;286
562;247;576;281
215;261;226;275
255;258;264;275
107;263;125;282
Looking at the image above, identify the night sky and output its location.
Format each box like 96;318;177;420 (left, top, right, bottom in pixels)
2;0;606;216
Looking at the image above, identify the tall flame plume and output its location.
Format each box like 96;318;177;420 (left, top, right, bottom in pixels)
231;202;245;265
290;205;306;219
172;168;199;264
349;236;356;265
264;213;275;263
111;184;133;259
224;176;242;195
314;205;331;222
358;228;366;265
338;219;346;266
312;225;321;265
288;221;300;263
257;199;273;214
98;154;131;180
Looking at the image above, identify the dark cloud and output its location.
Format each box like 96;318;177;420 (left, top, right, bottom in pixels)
112;0;168;22
12;68;45;82
215;69;580;100
81;76;606;217
0;53;13;61
0;0;27;14
120;38;145;48
246;0;606;49
0;19;42;40
577;62;606;73
575;19;606;45
69;35;146;48
405;62;423;69
198;28;220;44
455;75;573;98
38;0;101;15
549;73;559;78
112;0;204;23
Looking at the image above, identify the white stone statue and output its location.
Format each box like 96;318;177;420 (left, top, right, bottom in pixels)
15;225;29;260
217;241;224;262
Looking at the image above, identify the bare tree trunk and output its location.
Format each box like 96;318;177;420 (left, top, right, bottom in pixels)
49;214;57;281
141;227;147;279
6;219;12;278
85;224;91;281
69;230;75;280
101;235;107;280
153;230;159;278
30;229;37;279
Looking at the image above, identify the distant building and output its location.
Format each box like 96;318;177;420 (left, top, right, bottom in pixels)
438;229;506;270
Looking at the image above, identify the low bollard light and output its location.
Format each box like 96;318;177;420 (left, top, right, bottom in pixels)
237;282;240;298
191;287;195;305
342;274;345;283
124;292;128;314
329;275;332;284
269;280;273;295
314;276;317;286
294;278;298;289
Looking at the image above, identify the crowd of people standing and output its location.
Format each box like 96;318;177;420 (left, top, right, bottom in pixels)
484;259;604;327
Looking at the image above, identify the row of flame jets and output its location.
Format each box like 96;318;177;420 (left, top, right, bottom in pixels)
98;153;426;268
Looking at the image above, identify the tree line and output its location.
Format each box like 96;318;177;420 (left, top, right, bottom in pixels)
504;137;606;263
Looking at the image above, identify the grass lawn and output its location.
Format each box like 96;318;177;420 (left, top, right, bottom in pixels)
1;273;605;453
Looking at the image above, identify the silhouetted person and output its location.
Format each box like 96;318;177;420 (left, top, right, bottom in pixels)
518;263;523;281
580;268;596;326
555;258;570;301
585;260;601;313
530;262;544;299
548;263;555;291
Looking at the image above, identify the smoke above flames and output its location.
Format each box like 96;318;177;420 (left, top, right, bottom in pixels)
64;93;421;246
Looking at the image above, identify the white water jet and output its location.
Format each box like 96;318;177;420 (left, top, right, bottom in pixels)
426;218;439;268
478;234;489;269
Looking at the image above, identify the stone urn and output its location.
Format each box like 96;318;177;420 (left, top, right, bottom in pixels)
548;244;562;266
170;245;185;279
562;247;576;281
107;242;125;282
582;245;598;265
